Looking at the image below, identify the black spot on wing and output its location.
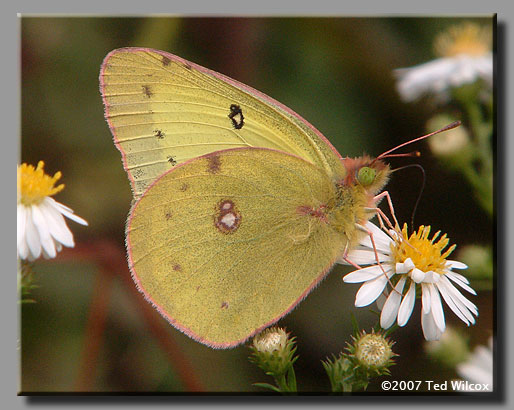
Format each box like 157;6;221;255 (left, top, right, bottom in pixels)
228;104;244;129
167;156;177;166
154;129;165;139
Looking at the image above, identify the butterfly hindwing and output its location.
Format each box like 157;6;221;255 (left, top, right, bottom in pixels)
127;147;347;347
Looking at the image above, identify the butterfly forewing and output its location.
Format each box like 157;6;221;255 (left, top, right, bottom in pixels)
100;48;345;198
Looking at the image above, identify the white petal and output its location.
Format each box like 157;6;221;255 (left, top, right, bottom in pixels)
411;267;426;283
344;249;389;265
18;231;29;260
469;346;493;373
436;280;472;325
397;281;416;326
396;258;415;274
421;284;431;314
40;200;75;247
31;205;56;259
46;197;88;225
380;276;406;329
423;271;435;283
429;271;442;283
446;260;468;270
60;208;88;226
359;221;394;254
445;268;471;284
440;276;478;318
17;205;27;247
429;284;446;332
48;196;73;212
343;265;391;283
445;271;477;295
25;207;42;260
355;273;390;307
395;57;456;101
376;293;387;311
396;54;492;103
457;342;493;387
421;311;443;341
457;364;492;388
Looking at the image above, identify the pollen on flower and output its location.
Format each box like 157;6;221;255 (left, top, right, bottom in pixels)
433;22;492;58
18;161;65;206
390;224;456;275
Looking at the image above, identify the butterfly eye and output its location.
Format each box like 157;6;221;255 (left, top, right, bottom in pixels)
357;166;376;186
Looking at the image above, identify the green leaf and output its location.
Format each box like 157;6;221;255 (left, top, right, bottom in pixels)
350;313;360;336
286;366;297;392
253;382;282;393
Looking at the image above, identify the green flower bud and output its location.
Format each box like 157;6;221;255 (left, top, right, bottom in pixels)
354;332;394;370
249;327;297;377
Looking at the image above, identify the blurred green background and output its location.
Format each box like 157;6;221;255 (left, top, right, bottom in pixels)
20;16;493;393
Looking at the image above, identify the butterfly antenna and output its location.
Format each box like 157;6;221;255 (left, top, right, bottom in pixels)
374;121;461;163
391;164;426;231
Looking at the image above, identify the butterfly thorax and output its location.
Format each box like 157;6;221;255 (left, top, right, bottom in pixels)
328;183;369;237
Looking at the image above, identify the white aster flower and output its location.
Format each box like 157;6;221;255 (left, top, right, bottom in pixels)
17;161;88;261
456;337;493;391
395;22;492;102
341;222;478;341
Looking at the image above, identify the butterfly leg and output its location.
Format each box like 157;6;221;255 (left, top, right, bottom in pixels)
371;190;400;230
369;191;420;254
341;242;364;270
364;206;391;232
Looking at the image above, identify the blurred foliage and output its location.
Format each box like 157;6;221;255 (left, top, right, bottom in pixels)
20;16;494;393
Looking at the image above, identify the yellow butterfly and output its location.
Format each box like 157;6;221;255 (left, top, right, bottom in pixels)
100;48;393;348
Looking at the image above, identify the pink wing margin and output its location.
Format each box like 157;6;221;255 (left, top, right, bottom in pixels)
99;47;343;191
126;147;340;349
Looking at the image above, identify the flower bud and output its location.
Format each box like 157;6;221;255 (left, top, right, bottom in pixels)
249;327;297;377
353;332;395;370
252;327;288;354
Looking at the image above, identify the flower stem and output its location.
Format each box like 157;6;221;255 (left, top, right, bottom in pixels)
454;88;493;216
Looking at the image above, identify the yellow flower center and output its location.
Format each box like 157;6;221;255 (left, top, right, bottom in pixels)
433;22;492;58
18;161;64;206
391;224;456;275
